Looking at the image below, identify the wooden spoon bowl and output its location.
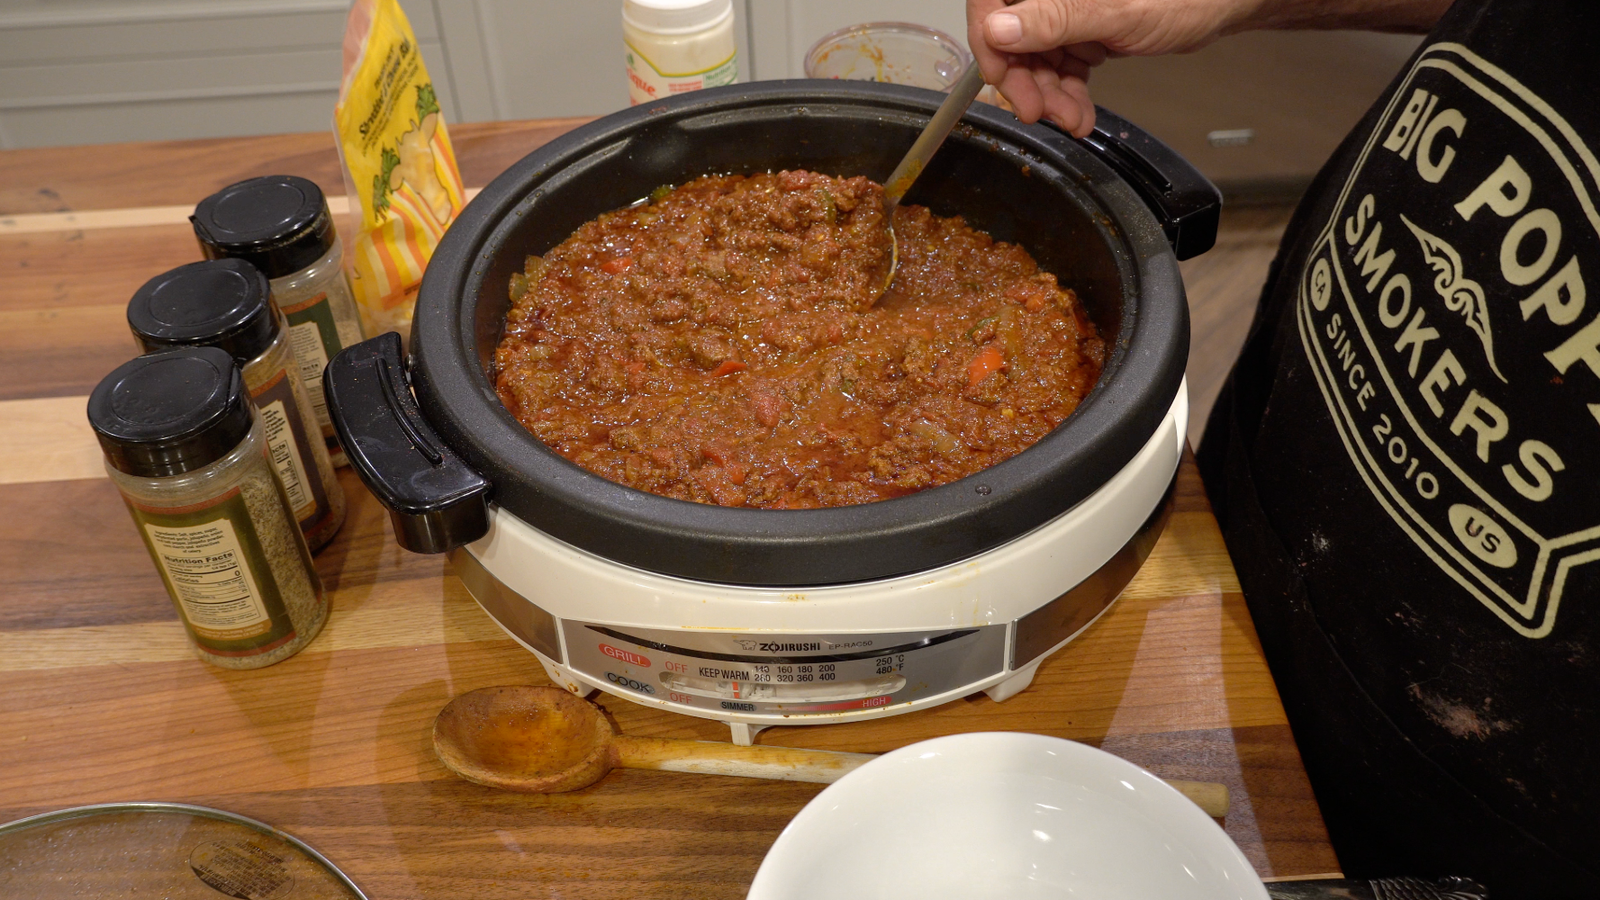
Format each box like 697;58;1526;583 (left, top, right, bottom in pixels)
432;684;616;792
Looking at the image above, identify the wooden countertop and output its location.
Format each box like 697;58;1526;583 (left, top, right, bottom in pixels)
0;119;1338;898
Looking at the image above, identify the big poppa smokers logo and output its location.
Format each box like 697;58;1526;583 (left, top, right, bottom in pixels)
1298;43;1600;638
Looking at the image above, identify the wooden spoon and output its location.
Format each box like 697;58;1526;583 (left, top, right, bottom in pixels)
431;685;1232;818
432;685;875;792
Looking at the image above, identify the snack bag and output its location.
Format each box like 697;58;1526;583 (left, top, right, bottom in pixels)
333;0;466;340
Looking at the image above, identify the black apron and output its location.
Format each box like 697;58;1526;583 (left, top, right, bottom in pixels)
1198;2;1600;896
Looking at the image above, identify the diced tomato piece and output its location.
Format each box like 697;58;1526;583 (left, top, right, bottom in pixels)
967;344;1006;388
1004;280;1049;312
710;359;748;377
601;256;634;274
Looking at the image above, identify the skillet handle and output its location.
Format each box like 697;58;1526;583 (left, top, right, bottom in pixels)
1074;106;1222;261
323;332;491;554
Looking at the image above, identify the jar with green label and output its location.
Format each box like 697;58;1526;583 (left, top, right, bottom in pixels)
127;258;346;552
88;347;328;669
192;175;366;466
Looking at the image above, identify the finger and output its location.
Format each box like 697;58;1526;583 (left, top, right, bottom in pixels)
1063;41;1109;67
1047;49;1092;83
1046;76;1097;137
1029;64;1069;127
998;64;1047;124
984;0;1098;54
967;0;1016;84
1022;61;1091;137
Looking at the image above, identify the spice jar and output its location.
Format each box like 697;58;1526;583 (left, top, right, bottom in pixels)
623;0;738;106
192;175;365;465
88;347;328;669
128;258;346;552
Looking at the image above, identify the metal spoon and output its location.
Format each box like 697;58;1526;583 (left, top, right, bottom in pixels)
867;61;989;306
430;685;1232;817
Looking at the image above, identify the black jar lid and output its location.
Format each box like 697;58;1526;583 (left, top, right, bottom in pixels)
191;175;336;278
127;258;278;364
88;347;252;478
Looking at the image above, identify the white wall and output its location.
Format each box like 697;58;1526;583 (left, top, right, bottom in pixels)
0;0;965;148
417;0;968;121
0;0;392;147
0;0;1415;188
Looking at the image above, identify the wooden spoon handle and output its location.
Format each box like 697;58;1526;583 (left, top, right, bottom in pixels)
612;736;1231;816
613;735;875;784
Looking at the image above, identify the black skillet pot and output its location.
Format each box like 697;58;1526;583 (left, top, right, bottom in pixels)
326;80;1218;587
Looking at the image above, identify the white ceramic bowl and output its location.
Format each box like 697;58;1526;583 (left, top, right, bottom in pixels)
747;732;1269;900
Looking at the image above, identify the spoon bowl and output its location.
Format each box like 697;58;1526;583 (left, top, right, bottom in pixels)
432;684;616;792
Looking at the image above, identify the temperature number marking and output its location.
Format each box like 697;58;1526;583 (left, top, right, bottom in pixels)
772;664;819;684
874;655;905;675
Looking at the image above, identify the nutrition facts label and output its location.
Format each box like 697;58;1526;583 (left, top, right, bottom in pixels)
145;517;271;640
258;397;312;518
286;313;332;426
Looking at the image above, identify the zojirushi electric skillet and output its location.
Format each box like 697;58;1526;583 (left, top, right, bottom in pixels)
326;81;1218;743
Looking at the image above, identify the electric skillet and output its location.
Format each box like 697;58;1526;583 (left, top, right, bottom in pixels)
326;81;1219;743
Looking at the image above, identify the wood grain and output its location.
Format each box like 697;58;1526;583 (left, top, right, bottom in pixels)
0;119;587;216
0;464;1339;887
0;396;104;484
1180;203;1294;447
0;122;1337;897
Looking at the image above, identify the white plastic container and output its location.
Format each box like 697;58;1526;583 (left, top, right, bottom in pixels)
623;0;737;106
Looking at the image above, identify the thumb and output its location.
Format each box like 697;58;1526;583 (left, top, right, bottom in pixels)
984;0;1099;54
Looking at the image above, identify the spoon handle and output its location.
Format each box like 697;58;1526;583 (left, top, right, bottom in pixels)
881;62;988;213
612;735;1231;816
614;735;876;784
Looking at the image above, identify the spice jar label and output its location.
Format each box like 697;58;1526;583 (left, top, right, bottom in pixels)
625;45;737;106
250;367;332;532
129;488;298;657
281;292;339;430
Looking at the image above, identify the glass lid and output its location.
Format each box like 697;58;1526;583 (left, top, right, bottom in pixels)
0;802;367;899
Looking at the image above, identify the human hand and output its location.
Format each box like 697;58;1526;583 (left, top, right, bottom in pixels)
967;0;1452;136
967;0;1249;137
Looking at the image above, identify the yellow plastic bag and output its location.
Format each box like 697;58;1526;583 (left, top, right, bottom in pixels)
333;0;465;340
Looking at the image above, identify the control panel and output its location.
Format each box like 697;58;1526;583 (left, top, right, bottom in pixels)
561;621;1009;718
